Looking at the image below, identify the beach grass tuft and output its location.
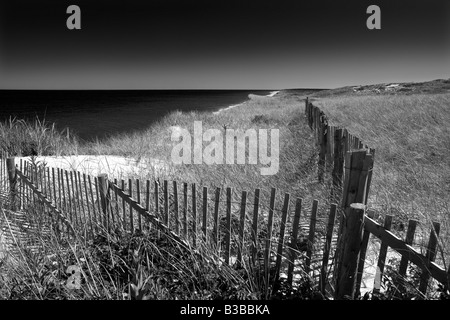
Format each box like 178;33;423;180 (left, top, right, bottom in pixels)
0;117;79;157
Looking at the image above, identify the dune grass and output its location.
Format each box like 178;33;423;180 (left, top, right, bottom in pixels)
313;93;450;265
0;117;79;157
0;204;322;300
80;93;331;215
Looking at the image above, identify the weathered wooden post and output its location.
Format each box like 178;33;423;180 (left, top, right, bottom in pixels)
305;97;309;117
98;173;110;231
341;150;374;209
6;157;18;211
334;150;374;296
308;102;313;129
335;203;365;300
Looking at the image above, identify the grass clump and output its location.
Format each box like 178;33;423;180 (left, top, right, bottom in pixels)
0;117;78;157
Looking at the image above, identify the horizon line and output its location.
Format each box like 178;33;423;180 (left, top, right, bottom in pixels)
0;88;328;91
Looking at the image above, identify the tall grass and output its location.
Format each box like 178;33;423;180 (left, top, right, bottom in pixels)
80;93;332;221
314;93;450;267
0;117;79;157
0;204;321;300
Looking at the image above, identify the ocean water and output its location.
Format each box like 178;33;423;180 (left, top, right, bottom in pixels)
0;90;274;142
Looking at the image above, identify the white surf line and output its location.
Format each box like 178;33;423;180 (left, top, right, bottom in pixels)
213;91;280;115
212;103;244;115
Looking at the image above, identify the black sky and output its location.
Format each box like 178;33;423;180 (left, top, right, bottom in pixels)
0;0;449;89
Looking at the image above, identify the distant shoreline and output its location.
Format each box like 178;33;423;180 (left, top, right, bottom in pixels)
213;90;280;115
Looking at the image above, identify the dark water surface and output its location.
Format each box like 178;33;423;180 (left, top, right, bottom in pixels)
0;90;274;142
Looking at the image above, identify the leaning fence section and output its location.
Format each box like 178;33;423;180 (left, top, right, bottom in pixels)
2;155;343;295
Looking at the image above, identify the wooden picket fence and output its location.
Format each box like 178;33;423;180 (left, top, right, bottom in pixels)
0;97;449;299
304;98;449;299
0;153;343;295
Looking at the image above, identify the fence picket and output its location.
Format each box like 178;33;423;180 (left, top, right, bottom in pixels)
251;189;260;267
129;178;134;232
77;171;87;228
373;215;393;294
19;159;24;209
52;168;57;209
397;219;418;296
164;180;169;228
225;187;232;264
121;179;126;230
155;180;160;223
136;179;142;230
264;187;276;297
70;171;79;228
287;198;302;285
64;170;73;226
419;222;440;296
306;199;318;273
88;175;97;229
58;168;63;211
237;190;247;268
354;210;375;298
213;187;221;248
84;173;94;237
320;203;337;294
113;178;119;226
202;186;208;241
183;182;188;239
274;193;290;290
95;176;102;226
173;181;179;235
146;180;151;230
192;183;197;248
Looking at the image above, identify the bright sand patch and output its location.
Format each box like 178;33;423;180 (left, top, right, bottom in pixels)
13;155;168;180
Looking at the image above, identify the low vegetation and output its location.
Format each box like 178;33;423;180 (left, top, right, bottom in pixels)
0;117;78;157
0;206;323;300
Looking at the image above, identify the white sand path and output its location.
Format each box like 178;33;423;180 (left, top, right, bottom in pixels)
13;155;168;180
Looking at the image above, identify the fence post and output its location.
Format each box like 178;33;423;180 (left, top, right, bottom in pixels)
335;203;365;300
341;150;374;209
309;102;314;129
334;150;374;293
98;173;110;231
305;97;309;117
6;157;18;211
